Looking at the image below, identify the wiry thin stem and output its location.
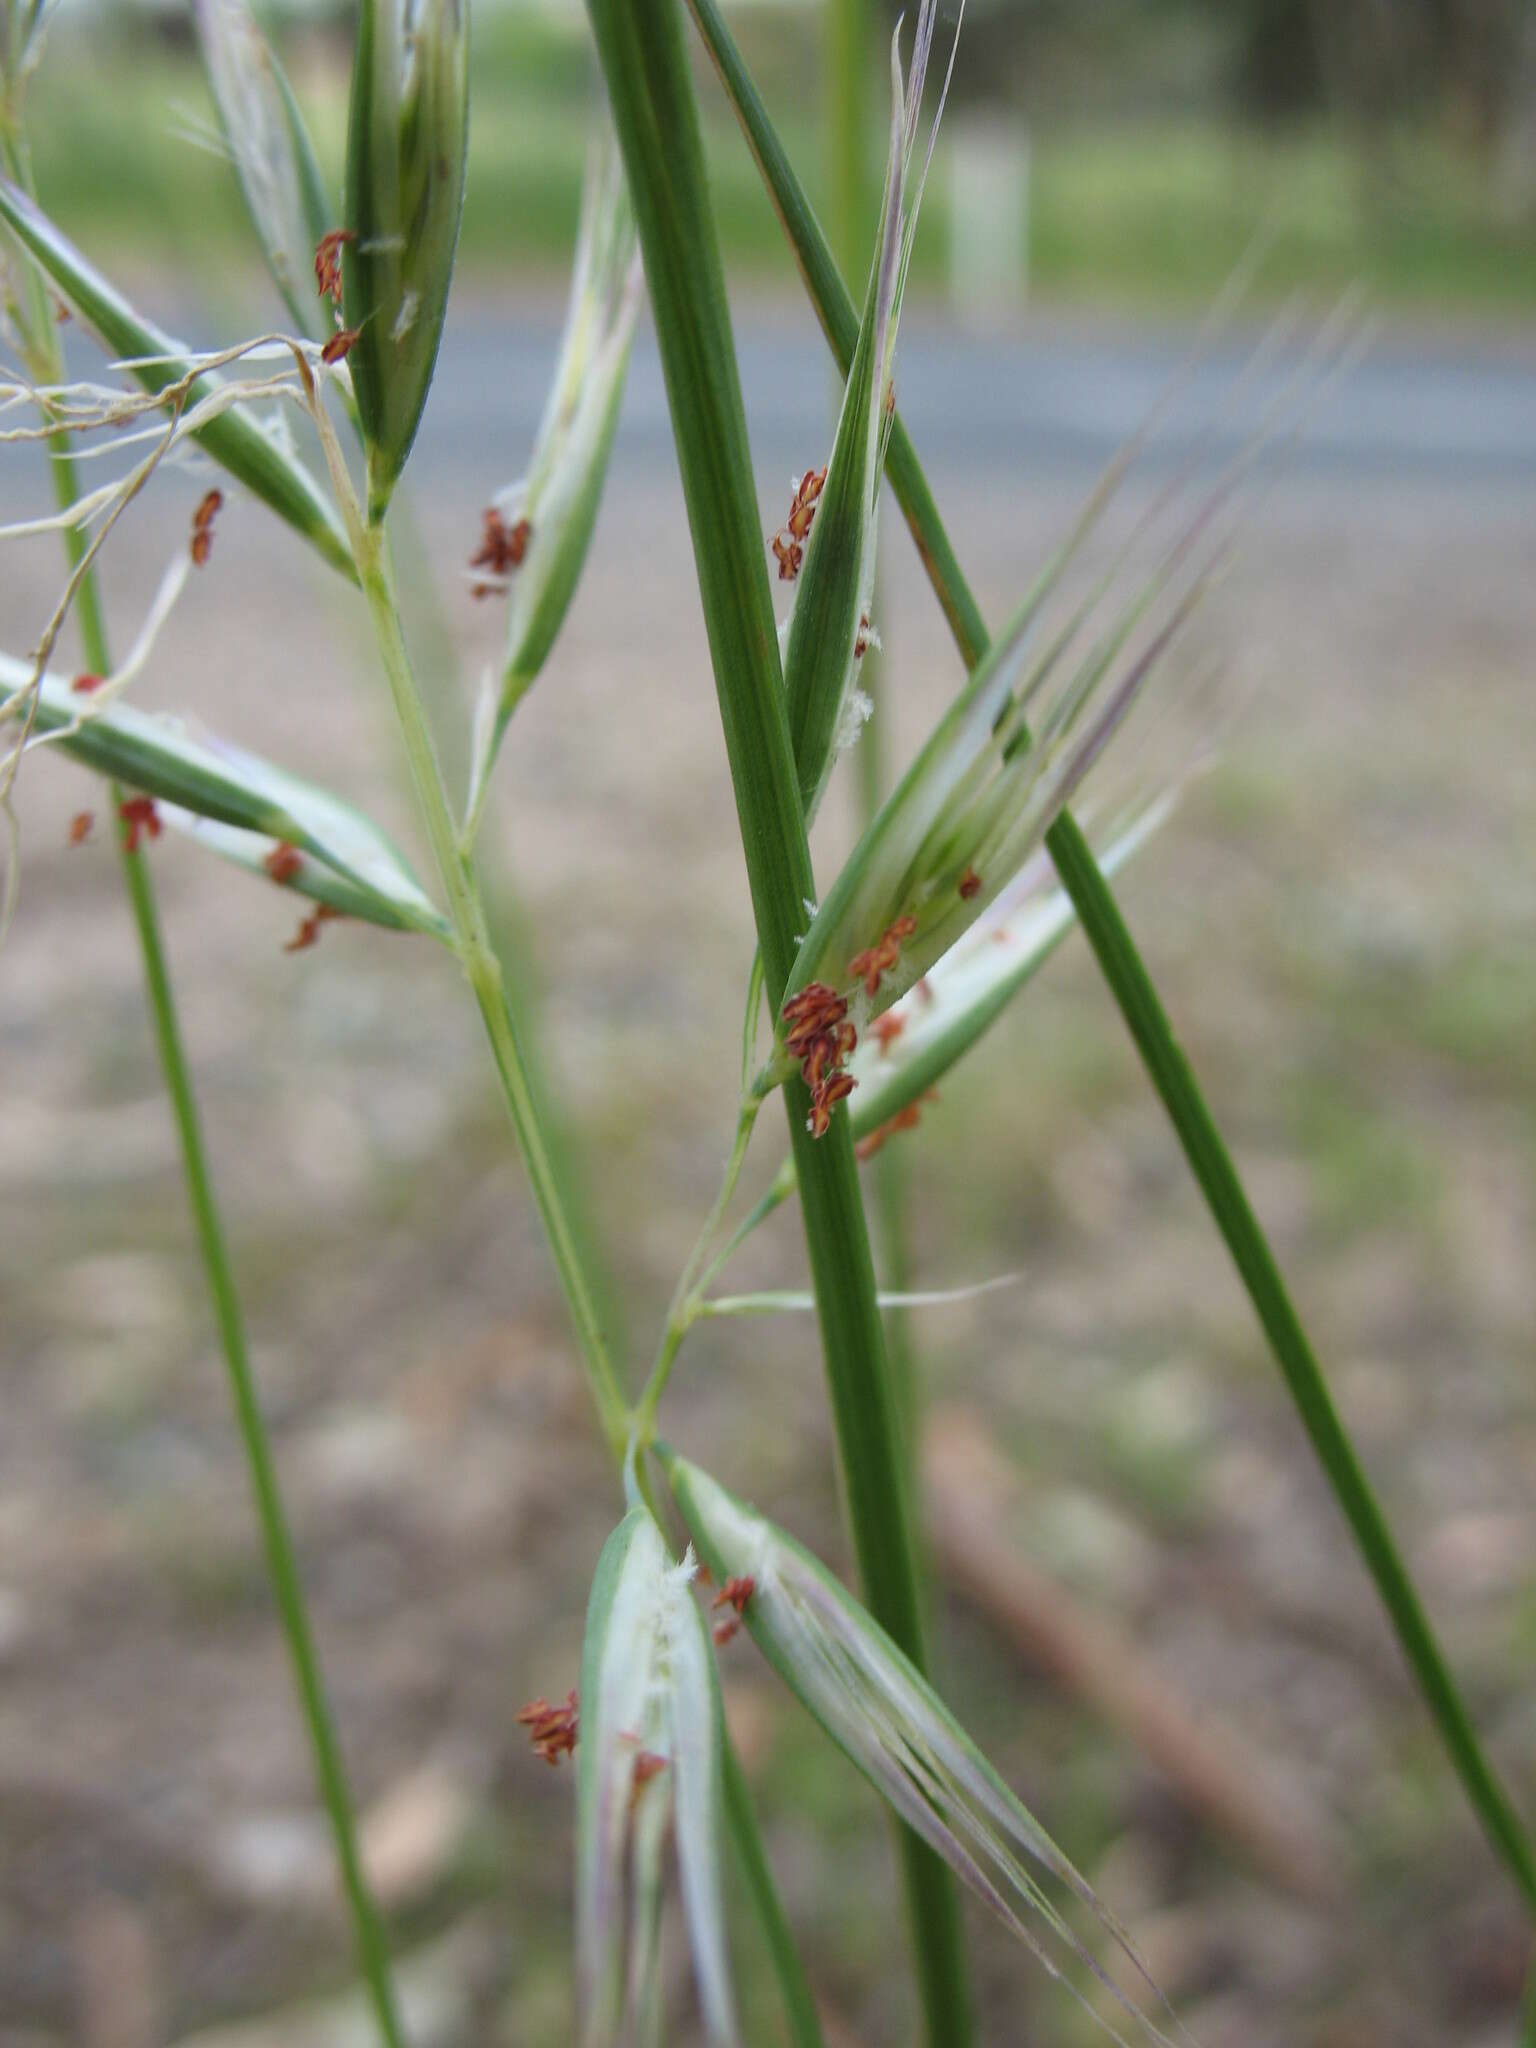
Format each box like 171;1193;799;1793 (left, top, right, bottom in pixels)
722;1743;826;2048
683;0;1536;1914
9;136;408;2044
353;522;631;1463
113;831;407;2048
633;1094;762;1444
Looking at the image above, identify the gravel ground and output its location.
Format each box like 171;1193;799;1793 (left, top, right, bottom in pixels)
2;296;1534;2046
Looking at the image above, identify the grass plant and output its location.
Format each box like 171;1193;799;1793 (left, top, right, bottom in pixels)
2;0;1531;2040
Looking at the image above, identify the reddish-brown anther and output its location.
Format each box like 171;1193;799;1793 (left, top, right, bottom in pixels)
314;229;356;307
854;611;873;659
768;465;825;582
782;983;846;1047
771;532;802;581
517;1688;579;1766
871;1011;904;1054
784;984;863;1134
855;1098;925;1163
70;672;106;696
805;1071;856;1136
321;326;361;366
68;810;94;847
846;946;876;994
958;867;982;900
631;1750;668;1792
847;943;887;998
710;1575;754;1648
468;507;532;595
850;914;919;997
118;796;161;853
263;841;303;884
785;984;863;1134
819;1072;855;1112
782;981;843;1022
283;903;342;954
190;488;223;567
801;1037;833;1090
784;466;825;542
784;1012;842;1059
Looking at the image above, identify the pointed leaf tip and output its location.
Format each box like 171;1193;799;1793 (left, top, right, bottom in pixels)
780;0;961;823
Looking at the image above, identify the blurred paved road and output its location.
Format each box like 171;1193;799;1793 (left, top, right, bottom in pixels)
421;300;1536;486
29;296;1534;508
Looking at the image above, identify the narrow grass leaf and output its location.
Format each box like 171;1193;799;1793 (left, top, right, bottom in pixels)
0;178;354;579
780;0;957;818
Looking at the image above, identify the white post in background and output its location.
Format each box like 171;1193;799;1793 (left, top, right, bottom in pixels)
947;114;1030;329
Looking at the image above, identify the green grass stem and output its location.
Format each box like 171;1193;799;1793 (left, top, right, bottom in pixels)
112;819;408;2048
580;0;974;2037
723;1743;827;2048
353;523;631;1463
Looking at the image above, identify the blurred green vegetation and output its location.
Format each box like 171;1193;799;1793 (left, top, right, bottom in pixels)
16;4;1536;312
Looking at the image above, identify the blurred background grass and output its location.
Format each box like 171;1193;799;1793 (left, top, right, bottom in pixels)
24;0;1536;310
